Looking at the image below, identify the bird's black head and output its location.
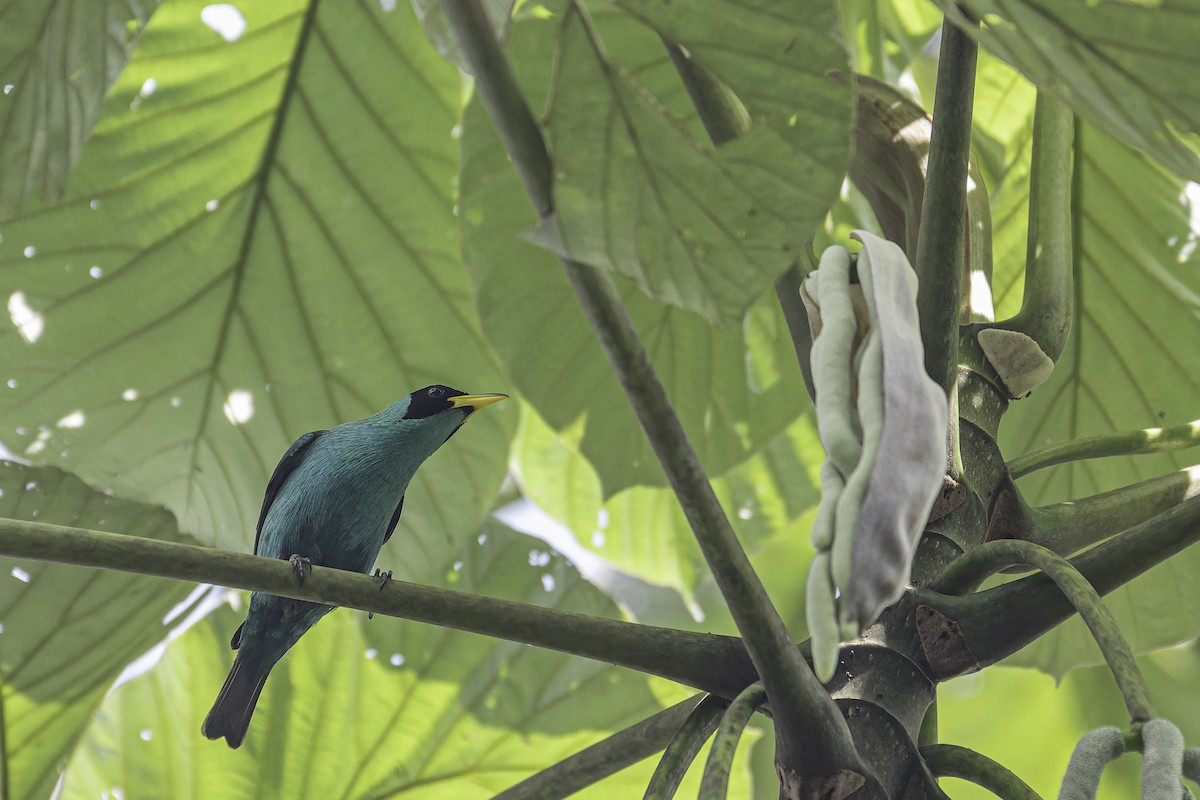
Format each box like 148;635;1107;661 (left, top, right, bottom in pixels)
402;385;467;419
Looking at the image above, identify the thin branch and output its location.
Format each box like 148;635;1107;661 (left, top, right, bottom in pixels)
495;695;705;800
700;682;767;799
644;695;728;800
914;14;977;393
930;539;1154;721
0;519;759;698
1008;419;1200;478
920;745;1044;800
443;1;866;785
556;248;864;780
1026;466;1200;555
915;496;1200;679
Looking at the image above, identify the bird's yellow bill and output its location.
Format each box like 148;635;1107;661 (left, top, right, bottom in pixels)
449;393;508;412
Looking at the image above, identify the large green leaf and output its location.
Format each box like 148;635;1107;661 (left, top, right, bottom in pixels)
936;0;1200;181
0;461;200;800
537;1;852;325
59;523;754;798
514;400;821;598
0;0;159;217
0;0;513;566
461;71;810;493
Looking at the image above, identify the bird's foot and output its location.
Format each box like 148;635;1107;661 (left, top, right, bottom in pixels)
373;568;393;591
289;554;312;585
368;569;393;620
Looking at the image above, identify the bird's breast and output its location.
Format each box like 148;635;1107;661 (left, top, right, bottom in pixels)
258;442;413;572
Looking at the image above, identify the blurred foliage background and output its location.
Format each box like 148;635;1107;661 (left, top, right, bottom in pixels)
2;0;1200;797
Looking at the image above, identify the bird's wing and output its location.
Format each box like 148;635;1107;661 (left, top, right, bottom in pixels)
253;430;326;555
382;495;404;545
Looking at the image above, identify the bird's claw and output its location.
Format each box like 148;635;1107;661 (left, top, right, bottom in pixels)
368;569;393;620
289;554;312;585
373;568;393;591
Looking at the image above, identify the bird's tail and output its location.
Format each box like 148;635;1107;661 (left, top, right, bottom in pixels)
201;655;269;749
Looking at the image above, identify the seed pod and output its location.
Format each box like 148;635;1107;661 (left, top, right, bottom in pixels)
810;246;863;476
811;460;843;551
831;325;883;601
844;231;948;632
805;552;840;682
1142;718;1185;800
1058;727;1125;800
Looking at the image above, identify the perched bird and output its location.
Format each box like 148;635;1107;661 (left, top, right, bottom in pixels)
202;385;506;748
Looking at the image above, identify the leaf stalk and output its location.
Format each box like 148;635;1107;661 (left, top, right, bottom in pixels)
1008;420;1200;478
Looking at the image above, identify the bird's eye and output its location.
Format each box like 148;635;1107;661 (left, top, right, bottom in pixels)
428;386;445;398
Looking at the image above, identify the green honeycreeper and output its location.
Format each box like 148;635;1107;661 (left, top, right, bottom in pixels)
202;385;506;748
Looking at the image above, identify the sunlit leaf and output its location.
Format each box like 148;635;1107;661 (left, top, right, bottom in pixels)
0;0;160;217
940;647;1200;799
0;461;199;800
0;0;514;571
936;0;1200;181
538;1;852;324
461;81;809;494
938;665;1130;799
514;401;821;597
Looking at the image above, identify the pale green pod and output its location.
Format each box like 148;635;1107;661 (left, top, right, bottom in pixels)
830;325;884;598
811;459;844;550
1141;718;1185;800
810;246;863;475
1058;726;1126;800
805;552;841;683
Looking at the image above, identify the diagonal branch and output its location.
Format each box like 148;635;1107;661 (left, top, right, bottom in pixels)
1008;419;1200;478
0;519;758;699
644;695;729;799
443;1;867;787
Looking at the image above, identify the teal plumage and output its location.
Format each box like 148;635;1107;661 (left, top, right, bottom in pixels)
202;385;505;748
